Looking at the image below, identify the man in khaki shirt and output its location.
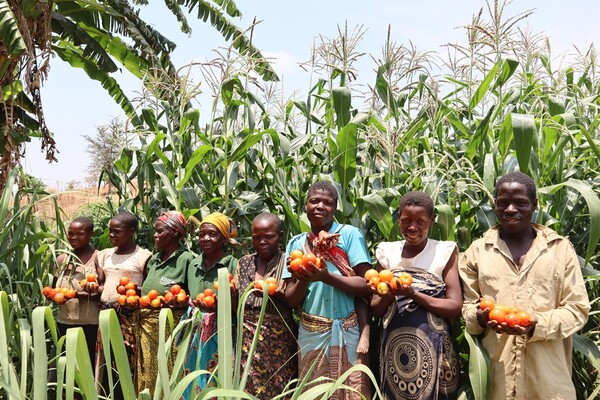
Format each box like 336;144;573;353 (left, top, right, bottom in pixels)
460;172;590;400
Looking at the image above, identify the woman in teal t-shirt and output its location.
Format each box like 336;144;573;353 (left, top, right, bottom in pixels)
135;211;194;395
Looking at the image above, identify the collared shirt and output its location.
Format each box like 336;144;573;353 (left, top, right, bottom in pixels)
187;253;237;297
141;247;195;295
459;224;590;400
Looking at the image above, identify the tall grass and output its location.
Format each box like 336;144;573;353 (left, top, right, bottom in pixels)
0;269;380;399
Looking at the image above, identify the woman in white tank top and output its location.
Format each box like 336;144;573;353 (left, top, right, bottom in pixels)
370;192;463;400
93;211;151;399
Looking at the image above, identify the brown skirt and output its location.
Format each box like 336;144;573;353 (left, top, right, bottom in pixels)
240;310;298;399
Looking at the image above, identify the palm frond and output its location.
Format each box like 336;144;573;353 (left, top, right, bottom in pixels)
0;0;27;57
177;0;278;81
51;11;119;72
52;39;141;126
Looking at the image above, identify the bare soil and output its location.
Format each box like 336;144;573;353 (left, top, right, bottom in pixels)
34;187;116;222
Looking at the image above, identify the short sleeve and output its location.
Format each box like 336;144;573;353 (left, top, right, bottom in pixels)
340;225;372;268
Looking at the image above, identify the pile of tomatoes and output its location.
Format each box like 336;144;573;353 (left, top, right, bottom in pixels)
42;273;101;304
118;280;190;309
365;269;413;295
193;273;235;309
137;285;189;309
42;286;77;304
195;288;216;308
116;276;141;307
254;277;278;296
289;250;322;272
479;298;532;328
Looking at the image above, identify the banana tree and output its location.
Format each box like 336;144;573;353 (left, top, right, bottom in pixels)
0;0;278;190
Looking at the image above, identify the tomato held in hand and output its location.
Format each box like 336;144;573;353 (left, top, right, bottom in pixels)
290;258;304;271
377;282;390;295
378;270;394;283
204;295;215;308
170;284;182;295
399;272;413;286
489;308;506;324
364;269;378;281
479;298;495;311
290;250;304;260
505;312;521;328
517;311;531;327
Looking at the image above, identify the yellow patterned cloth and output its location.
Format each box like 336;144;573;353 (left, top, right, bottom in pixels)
299;310;358;333
135;308;185;395
201;212;239;245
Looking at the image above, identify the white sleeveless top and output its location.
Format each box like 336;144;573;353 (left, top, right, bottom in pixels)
375;239;456;279
98;246;152;303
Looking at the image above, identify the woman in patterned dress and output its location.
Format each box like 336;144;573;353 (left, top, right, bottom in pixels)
371;191;462;400
234;213;297;399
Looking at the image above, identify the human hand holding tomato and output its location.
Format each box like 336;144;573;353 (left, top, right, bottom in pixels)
477;299;537;335
294;261;328;282
368;271;414;298
393;282;415;297
194;299;216;313
495;316;537;335
193;289;217;312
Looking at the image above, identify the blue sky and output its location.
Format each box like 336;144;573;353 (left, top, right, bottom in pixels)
25;0;599;189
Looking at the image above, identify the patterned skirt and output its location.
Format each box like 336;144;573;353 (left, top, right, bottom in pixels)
181;309;219;399
135;307;185;395
298;311;371;400
380;304;459;400
240;309;298;399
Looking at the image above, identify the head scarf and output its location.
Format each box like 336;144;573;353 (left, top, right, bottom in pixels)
157;211;187;237
201;212;239;245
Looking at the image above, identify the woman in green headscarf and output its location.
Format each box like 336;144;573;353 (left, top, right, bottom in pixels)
182;212;238;397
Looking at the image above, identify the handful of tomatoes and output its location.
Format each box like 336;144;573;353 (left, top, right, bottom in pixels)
116;276;141;308
254;277;278;296
79;273;99;292
194;288;216;309
365;269;413;295
289;250;322;272
479;297;531;328
42;286;77;304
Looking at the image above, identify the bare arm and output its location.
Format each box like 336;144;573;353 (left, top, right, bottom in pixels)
94;256;105;294
370;287;395;317
283;277;309;309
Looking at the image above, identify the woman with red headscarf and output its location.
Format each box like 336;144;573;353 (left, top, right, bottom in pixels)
135;211;195;395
